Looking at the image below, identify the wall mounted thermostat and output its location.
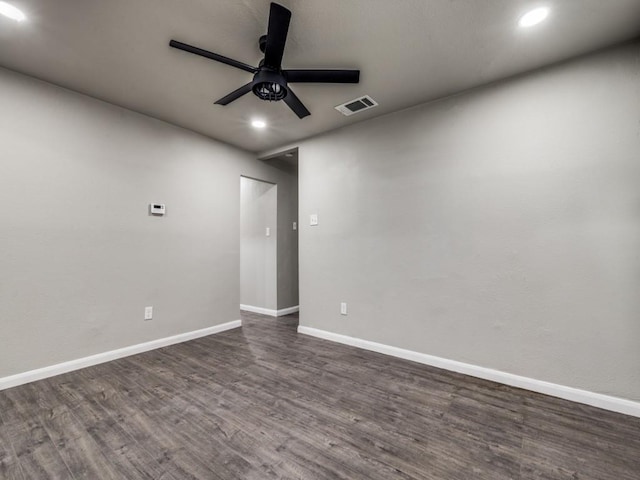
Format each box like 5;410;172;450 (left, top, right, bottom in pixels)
150;203;166;215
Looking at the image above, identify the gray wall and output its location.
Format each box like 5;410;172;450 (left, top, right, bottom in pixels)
0;67;297;378
269;157;299;310
240;177;278;310
296;42;640;401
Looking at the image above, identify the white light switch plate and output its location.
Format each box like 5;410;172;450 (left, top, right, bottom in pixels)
340;302;347;315
144;306;153;320
310;214;318;226
266;227;271;237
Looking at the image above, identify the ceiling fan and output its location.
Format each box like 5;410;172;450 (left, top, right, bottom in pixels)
169;2;360;119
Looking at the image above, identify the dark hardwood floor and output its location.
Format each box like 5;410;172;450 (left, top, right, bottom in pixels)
1;311;639;479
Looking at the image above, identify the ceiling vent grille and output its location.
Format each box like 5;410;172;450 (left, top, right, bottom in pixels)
335;95;378;116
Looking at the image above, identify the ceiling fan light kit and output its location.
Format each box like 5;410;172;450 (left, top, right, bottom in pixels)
169;2;360;119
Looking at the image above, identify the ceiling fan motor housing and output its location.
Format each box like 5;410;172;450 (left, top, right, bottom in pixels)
252;69;288;101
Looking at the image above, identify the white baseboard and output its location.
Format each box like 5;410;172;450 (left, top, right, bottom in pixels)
277;305;300;316
298;326;640;419
240;304;299;317
0;320;242;391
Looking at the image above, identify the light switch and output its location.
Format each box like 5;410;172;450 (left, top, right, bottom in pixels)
310;214;318;226
293;221;297;231
266;227;271;237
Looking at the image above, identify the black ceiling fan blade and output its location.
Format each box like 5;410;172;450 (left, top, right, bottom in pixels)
285;69;360;83
263;3;291;69
214;82;254;105
170;40;257;74
283;88;310;119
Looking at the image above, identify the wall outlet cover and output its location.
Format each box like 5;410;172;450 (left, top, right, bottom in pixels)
310;214;319;226
144;306;153;320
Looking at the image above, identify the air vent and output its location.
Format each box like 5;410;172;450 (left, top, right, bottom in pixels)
335;95;378;116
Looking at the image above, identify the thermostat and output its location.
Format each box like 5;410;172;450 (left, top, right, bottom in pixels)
150;203;166;215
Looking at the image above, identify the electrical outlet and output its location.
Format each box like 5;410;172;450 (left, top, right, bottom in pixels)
293;221;297;231
310;214;318;226
144;306;153;320
340;302;347;315
266;227;271;237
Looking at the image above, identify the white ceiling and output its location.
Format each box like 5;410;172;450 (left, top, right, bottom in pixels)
1;0;639;153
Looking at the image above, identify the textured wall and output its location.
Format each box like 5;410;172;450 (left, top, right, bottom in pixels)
0;67;296;377
240;177;278;310
275;164;299;310
296;42;640;401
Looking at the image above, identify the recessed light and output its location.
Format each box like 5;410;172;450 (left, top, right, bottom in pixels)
519;7;549;28
251;119;266;129
0;2;26;22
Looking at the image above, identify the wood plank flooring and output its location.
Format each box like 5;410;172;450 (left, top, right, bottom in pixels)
1;311;639;479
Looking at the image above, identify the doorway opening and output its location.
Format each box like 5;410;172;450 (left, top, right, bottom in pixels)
240;148;299;319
